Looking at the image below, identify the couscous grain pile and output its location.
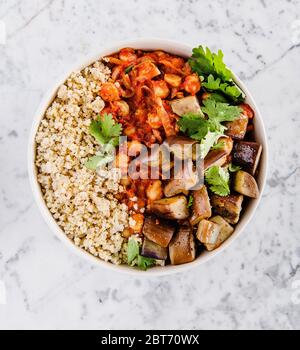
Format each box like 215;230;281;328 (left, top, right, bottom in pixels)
35;60;129;264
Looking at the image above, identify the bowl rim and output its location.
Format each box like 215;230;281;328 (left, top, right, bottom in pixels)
28;38;269;276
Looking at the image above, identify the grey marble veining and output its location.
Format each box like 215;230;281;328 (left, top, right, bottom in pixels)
0;0;300;330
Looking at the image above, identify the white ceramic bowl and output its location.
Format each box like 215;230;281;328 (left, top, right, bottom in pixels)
28;39;268;276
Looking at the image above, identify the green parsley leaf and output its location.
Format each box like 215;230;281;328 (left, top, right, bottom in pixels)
137;255;155;270
89;113;122;146
228;163;242;172
205;166;230;196
127;237;140;265
187;195;194;208
203;75;245;102
189;46;233;82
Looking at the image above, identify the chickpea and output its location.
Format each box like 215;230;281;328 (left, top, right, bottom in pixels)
113;100;130;117
152;80;170;99
124;126;136;137
130;213;144;234
120;177;132;188
99;82;120;102
147;113;162;129
122;227;133;238
119;48;137;62
146;180;163;201
183;74;201;95
164;73;182;88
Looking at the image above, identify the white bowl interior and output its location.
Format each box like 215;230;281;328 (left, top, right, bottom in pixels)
28;39;268;276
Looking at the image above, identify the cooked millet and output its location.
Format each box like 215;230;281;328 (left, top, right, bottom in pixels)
35;60;129;265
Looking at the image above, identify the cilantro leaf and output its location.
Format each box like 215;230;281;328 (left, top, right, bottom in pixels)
177;113;209;140
202;98;242;130
189;46;215;77
203;75;245;102
200;131;222;158
189;45;245;102
85;155;111;170
187;195;194;208
213;50;233;81
86;114;122;170
189;46;233;82
127;237;140;265
178;100;241;143
89;113;122;146
178;101;241;158
127;237;156;270
137;255;155;270
205;166;230;196
205;92;228;103
228;163;242;172
89;121;107;144
84;143;115;170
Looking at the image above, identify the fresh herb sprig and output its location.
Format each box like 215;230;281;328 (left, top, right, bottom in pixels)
189;45;245;102
205;166;230;196
178;99;241;158
127;237;155;271
89;113;122;147
178;99;242;139
85;113;122;170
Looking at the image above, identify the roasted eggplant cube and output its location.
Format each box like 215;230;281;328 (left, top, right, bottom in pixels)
143;216;175;248
164;178;188;197
225;113;249;140
148;195;189;220
204;150;228;170
211;194;244;225
170;96;202;117
164;163;199;197
205;216;234;251
196;219;221;245
169;222;196;265
234;170;259;199
141;238;168;260
166;135;197;160
190;185;212;225
217;136;234;155
232;141;262;175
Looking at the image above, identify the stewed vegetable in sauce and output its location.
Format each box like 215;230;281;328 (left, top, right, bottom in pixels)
87;45;262;270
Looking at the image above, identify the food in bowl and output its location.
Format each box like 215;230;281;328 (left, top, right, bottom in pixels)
35;45;263;270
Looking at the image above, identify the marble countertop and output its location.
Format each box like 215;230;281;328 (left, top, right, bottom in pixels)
0;0;300;330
